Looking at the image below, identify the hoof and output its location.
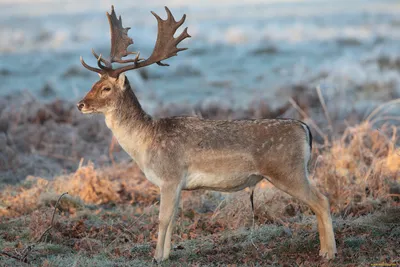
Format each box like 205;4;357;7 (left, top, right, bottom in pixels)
319;250;337;260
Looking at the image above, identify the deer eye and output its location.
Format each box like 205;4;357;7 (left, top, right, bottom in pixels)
103;87;111;92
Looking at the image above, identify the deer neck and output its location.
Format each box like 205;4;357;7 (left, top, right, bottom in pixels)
104;87;153;168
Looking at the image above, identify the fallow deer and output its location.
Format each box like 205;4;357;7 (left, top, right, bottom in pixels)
77;6;337;262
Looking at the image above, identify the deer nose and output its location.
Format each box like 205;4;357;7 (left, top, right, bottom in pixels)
77;101;85;111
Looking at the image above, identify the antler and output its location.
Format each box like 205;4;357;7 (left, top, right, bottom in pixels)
80;6;190;78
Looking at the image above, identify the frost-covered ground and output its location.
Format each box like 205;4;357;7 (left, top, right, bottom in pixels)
1;0;400;110
1;0;400;182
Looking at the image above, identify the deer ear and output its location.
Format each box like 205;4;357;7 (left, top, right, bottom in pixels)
117;73;126;90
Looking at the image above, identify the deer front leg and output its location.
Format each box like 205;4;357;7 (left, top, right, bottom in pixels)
154;183;181;262
163;188;182;260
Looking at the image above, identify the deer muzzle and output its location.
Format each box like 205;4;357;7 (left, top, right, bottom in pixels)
77;99;95;114
77;100;85;111
76;101;85;111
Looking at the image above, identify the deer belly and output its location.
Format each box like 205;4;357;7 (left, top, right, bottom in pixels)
184;172;263;192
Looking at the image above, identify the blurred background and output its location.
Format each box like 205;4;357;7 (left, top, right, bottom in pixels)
1;0;400;111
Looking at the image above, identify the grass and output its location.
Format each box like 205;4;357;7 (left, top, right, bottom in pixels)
0;209;399;266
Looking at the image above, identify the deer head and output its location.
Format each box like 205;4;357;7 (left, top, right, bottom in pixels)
77;6;190;114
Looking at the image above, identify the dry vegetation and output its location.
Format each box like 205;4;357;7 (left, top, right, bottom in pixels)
0;90;399;266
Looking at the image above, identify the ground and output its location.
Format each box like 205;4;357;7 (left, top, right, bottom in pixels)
0;200;399;266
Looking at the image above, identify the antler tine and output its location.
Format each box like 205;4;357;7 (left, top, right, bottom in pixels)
96;54;112;71
92;49;112;68
109;6;190;77
164;6;175;23
80;56;103;74
176;14;186;29
165;6;187;31
151;10;162;22
175;27;190;47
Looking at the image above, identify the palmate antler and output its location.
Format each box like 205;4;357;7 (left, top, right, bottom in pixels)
80;6;190;78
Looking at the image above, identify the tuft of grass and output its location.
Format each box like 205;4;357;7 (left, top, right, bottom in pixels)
344;236;365;250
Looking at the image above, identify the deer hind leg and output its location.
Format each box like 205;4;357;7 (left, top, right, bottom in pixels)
154;183;181;262
263;170;337;259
